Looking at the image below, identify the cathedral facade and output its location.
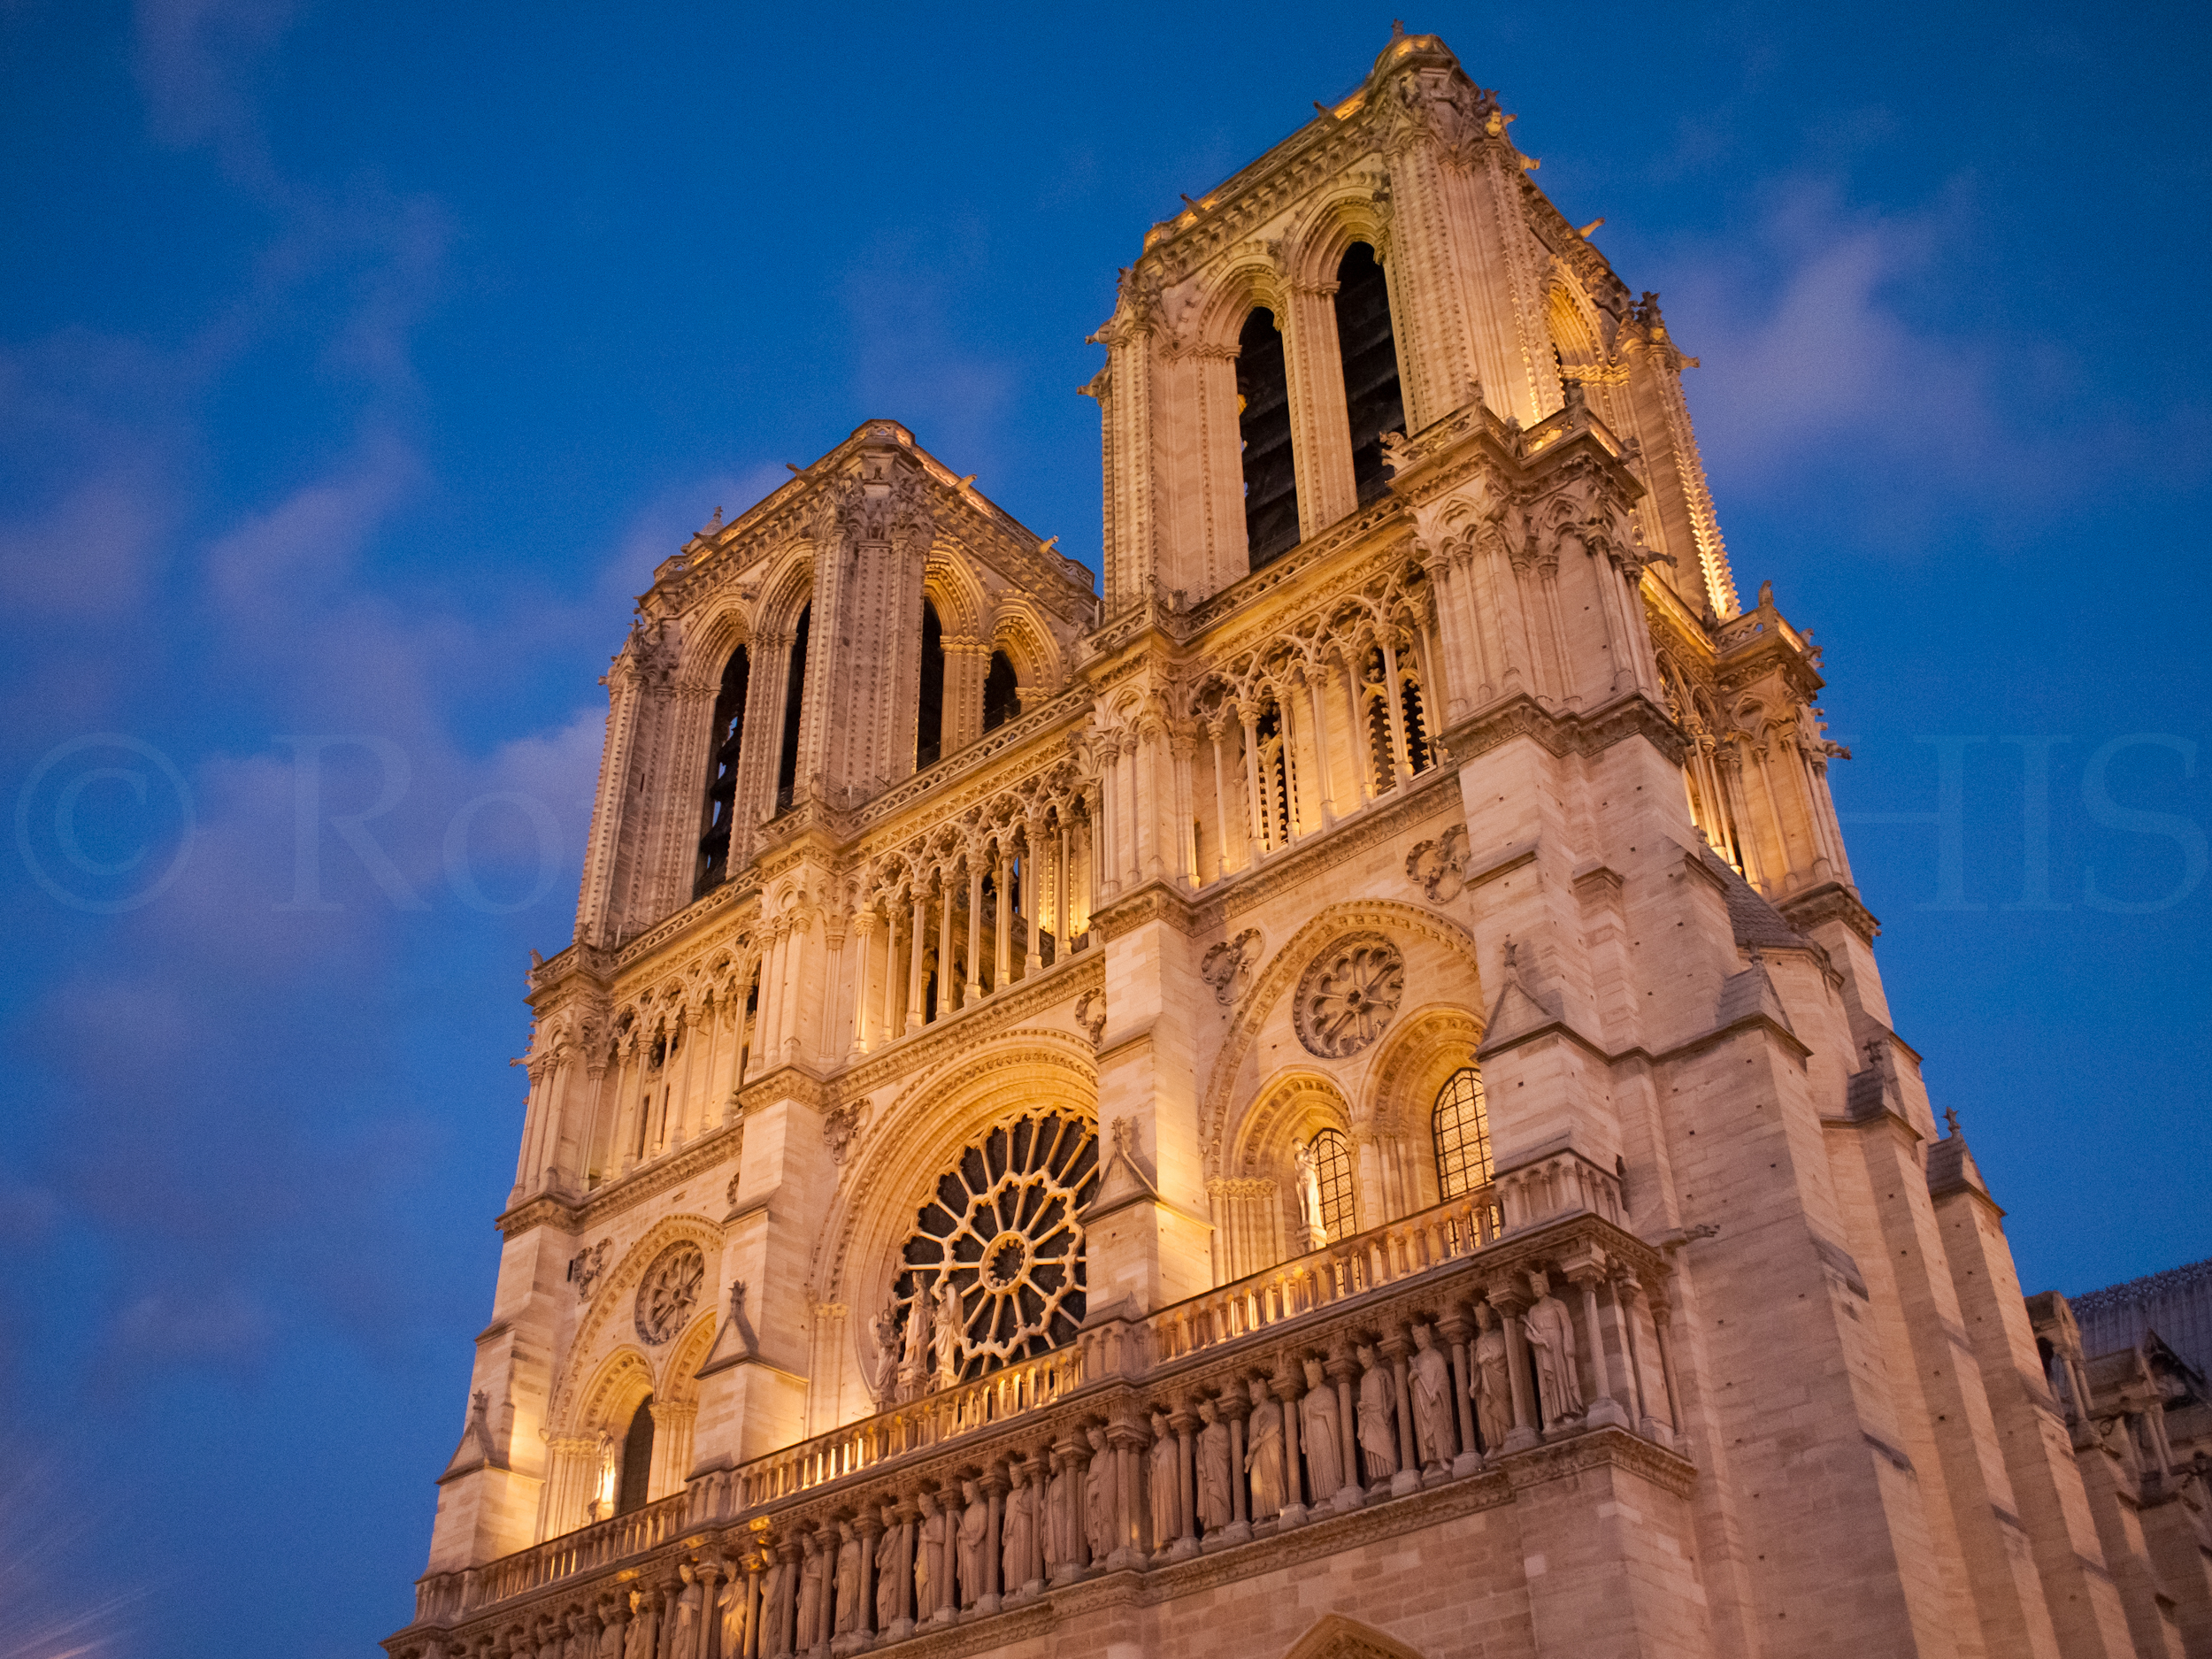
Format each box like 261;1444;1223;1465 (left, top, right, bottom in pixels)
388;32;2208;1659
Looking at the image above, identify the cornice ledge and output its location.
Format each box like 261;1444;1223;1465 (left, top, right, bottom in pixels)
1498;1424;1697;1500
1439;691;1684;770
1777;880;1882;945
494;1192;579;1240
1092;879;1206;941
736;1064;833;1116
611;879;762;975
1650;1008;1812;1068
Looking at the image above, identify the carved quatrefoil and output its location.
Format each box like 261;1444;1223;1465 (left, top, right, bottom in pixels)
634;1241;706;1346
1293;933;1406;1058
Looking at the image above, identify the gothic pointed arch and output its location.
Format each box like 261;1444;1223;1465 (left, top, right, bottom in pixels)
543;1213;724;1435
1279;1612;1428;1659
1199;898;1485;1185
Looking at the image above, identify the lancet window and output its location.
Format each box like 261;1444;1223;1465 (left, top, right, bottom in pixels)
1237;307;1300;568
616;1396;654;1515
1308;1126;1356;1242
774;604;811;812
693;645;750;898
1432;1067;1494;1200
1356;641;1432;793
981;649;1019;733
1256;697;1293;850
917;599;946;769
1333;243;1405;505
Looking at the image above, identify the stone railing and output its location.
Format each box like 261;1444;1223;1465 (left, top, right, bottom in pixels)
390;1152;1680;1659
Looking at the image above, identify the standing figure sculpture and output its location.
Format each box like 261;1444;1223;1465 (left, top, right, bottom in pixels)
716;1571;749;1659
1084;1424;1117;1564
795;1544;826;1649
930;1275;964;1393
874;1509;902;1630
1245;1376;1286;1520
868;1301;900;1406
1356;1344;1399;1484
1002;1464;1038;1595
758;1558;789;1659
915;1496;946;1617
1409;1325;1455;1469
671;1569;703;1659
1148;1409;1180;1551
1299;1356;1345;1500
833;1522;862;1635
1294;1141;1328;1249
897;1282;931;1402
623;1589;657;1659
957;1478;990;1607
1471;1302;1512;1453
1195;1397;1233;1534
1521;1270;1583;1425
595;1601;626;1659
1046;1450;1077;1578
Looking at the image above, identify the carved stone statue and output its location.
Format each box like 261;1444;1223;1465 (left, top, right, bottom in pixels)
1047;1450;1077;1576
1409;1325;1455;1469
670;1569;701;1659
916;1497;946;1615
594;1601;626;1659
1356;1344;1400;1483
1002;1467;1037;1594
1522;1270;1584;1425
1195;1397;1233;1533
1148;1409;1179;1548
930;1275;964;1391
875;1507;903;1629
1245;1376;1286;1519
758;1560;788;1658
1084;1424;1117;1563
1294;1142;1328;1249
622;1590;657;1659
1300;1356;1346;1499
1471;1302;1512;1452
868;1301;900;1403
564;1607;593;1659
833;1521;862;1634
957;1477;989;1605
795;1544;826;1647
715;1573;748;1658
898;1281;931;1400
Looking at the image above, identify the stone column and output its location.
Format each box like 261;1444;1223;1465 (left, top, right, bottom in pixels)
1326;1346;1363;1509
1379;634;1410;783
1440;1310;1481;1476
1224;1390;1253;1541
1275;1365;1307;1525
1339;652;1372;806
1384;1332;1421;1496
1206;720;1234;876
1302;665;1338;825
979;1465;1006;1613
1023;819;1045;970
855;1510;879;1646
885;1499;916;1640
1568;1261;1628;1429
903;892;926;1035
962;857;984;1007
992;845;1012;988
1487;1286;1540;1451
1238;703;1269;855
1171;1405;1199;1556
933;874;954;1023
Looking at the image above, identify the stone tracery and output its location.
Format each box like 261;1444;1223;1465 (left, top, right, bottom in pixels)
1294;933;1407;1057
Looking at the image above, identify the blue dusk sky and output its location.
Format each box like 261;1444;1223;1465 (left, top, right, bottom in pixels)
1;4;2207;1655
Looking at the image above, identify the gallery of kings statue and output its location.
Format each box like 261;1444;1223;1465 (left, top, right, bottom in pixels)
386;30;2212;1659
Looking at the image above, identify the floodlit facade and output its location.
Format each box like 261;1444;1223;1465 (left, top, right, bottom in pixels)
388;30;2211;1659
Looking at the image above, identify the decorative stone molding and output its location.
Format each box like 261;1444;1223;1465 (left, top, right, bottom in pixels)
1200;928;1264;1005
1293;933;1407;1059
1403;825;1469;902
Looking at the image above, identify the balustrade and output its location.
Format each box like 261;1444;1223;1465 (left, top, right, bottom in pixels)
395;1154;1674;1659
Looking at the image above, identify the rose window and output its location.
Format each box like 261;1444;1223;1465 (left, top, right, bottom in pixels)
1294;932;1406;1057
894;1112;1097;1388
634;1241;705;1345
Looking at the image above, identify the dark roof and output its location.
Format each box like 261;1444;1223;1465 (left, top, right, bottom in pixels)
1702;848;1808;952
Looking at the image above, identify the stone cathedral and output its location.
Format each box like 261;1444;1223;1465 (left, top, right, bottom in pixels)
388;31;2212;1659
